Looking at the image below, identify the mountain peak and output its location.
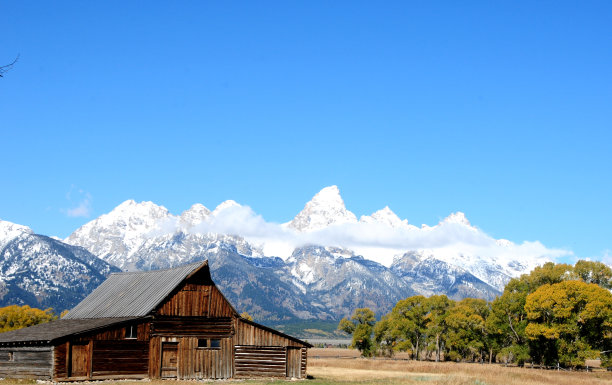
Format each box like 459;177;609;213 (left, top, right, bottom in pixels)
287;186;357;232
0;219;33;249
212;200;242;215
360;206;409;228
180;204;211;228
441;211;471;226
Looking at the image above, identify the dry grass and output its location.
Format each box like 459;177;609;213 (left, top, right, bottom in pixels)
308;355;612;385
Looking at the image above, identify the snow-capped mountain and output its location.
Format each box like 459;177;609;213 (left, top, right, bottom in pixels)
179;203;211;228
0;228;119;312
359;206;414;229
285;245;415;318
391;252;499;300
0;185;565;319
0;219;33;250
286;186;358;232
64;200;175;269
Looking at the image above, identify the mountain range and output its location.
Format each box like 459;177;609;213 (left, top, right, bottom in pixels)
0;186;561;320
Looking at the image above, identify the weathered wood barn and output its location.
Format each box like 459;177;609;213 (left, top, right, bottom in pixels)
0;261;311;380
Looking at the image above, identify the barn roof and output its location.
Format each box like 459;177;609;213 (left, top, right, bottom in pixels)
0;317;144;345
64;261;207;319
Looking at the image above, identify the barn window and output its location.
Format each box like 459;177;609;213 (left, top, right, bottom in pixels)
6;352;13;362
125;325;138;339
196;339;221;349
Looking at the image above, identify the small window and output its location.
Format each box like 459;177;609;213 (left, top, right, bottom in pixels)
7;352;13;362
125;325;138;339
197;339;221;349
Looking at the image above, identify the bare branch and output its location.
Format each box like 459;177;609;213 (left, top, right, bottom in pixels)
0;54;20;77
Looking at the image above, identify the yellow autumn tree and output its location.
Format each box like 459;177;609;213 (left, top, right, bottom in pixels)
525;280;612;367
0;305;57;332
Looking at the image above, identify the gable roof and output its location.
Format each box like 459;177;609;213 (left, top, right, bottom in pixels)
0;317;143;345
64;261;207;319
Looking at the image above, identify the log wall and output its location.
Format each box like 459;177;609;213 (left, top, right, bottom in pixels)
0;346;53;380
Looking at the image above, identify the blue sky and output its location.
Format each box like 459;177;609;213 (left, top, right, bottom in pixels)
1;1;611;263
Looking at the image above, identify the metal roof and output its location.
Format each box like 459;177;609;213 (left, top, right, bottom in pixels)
0;317;142;345
64;261;205;319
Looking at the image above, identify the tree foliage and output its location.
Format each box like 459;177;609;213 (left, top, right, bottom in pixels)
360;260;612;367
525;280;612;367
337;308;376;357
0;305;57;332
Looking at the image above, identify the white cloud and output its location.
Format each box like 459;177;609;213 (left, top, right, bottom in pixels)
173;203;572;269
62;187;92;218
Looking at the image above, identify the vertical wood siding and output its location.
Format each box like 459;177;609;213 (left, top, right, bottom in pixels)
157;285;235;318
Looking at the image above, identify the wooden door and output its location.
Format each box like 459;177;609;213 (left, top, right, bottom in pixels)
286;347;301;378
161;342;179;378
70;342;89;377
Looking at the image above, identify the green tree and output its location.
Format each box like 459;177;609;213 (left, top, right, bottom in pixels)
338;308;376;357
445;298;490;362
424;295;453;362
373;313;397;357
388;295;430;360
0;305;57;332
573;260;612;289
525;280;612;367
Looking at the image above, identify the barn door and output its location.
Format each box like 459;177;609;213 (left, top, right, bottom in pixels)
70;342;89;377
286;347;301;378
161;342;179;378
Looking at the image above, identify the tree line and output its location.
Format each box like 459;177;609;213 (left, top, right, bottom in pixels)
338;260;612;369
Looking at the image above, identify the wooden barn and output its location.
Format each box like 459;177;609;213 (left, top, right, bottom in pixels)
0;260;311;380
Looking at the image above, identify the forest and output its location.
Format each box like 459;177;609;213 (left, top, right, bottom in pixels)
338;260;612;369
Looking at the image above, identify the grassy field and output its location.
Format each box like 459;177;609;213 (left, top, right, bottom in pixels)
1;349;610;385
307;349;612;385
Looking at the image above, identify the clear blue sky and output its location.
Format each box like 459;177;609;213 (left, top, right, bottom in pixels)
1;1;611;262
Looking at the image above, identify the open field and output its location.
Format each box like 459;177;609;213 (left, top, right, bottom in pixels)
0;350;610;385
307;349;612;385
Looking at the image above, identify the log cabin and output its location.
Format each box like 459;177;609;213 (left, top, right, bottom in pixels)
0;260;311;380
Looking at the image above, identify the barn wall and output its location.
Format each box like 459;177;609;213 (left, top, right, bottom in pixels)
91;340;149;377
157;285;235;318
0;346;53;380
234;318;304;347
233;319;308;378
151;317;232;337
53;321;151;381
149;336;233;380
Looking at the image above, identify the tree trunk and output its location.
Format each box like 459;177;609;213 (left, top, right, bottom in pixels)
435;334;440;362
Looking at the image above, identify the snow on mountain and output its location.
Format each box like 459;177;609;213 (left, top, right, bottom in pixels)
286;186;358;232
0;231;119;312
359;206;414;229
179;203;211;228
65;200;176;269
441;211;472;226
0;219;33;249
